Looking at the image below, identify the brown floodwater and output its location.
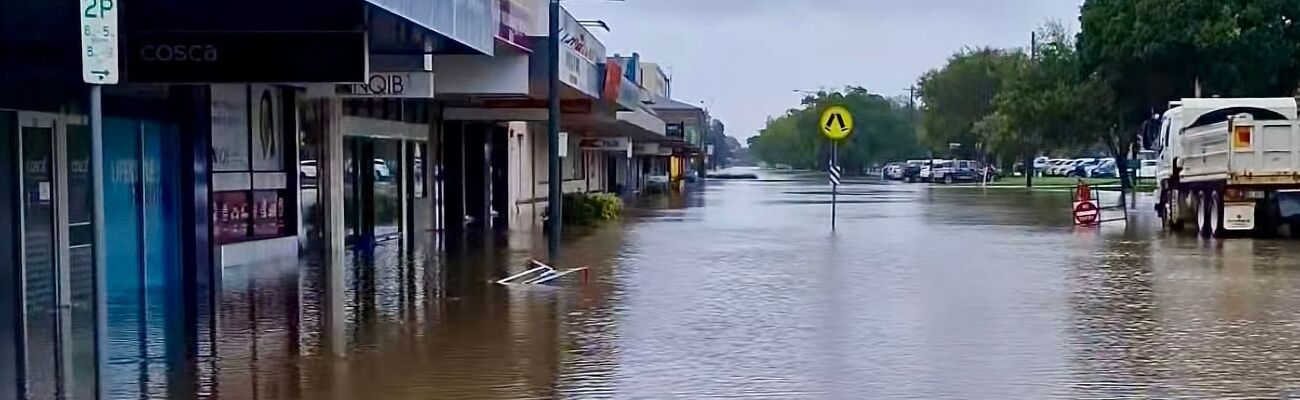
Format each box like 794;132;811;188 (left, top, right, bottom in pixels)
192;169;1300;399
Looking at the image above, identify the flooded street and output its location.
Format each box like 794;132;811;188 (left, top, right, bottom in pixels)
214;169;1300;399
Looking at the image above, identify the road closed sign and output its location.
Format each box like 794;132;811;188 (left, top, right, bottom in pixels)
81;0;120;84
820;106;854;141
1073;200;1100;226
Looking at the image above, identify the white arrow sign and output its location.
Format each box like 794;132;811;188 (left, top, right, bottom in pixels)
80;0;120;84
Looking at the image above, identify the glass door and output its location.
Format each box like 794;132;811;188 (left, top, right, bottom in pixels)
17;112;97;400
19;114;61;400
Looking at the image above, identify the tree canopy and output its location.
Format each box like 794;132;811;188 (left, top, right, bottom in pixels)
752;0;1300;188
917;48;1024;158
749;87;921;172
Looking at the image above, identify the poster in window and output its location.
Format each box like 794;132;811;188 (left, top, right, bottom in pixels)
252;190;285;237
211;85;250;172
251;84;283;171
413;144;426;198
213;191;250;244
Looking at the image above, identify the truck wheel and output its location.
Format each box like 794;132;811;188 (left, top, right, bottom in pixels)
1196;191;1212;238
1162;190;1185;231
1209;190;1225;238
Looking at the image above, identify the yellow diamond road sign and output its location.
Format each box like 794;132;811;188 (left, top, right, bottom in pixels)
820;106;853;140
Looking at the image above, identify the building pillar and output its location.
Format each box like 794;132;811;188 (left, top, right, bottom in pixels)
0;110;18;400
319;98;348;357
443;121;466;241
490;125;509;232
463;124;490;235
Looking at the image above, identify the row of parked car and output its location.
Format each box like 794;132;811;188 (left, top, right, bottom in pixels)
880;160;1001;183
1032;156;1118;178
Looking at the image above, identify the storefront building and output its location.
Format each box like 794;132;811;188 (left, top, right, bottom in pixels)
0;0;493;397
437;2;636;230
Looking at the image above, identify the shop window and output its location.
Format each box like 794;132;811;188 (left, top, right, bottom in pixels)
210;84;295;245
565;140;585;180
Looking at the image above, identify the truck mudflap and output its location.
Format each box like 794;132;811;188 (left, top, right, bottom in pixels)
1224;202;1256;231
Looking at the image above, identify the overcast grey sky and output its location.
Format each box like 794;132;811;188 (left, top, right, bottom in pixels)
566;0;1084;141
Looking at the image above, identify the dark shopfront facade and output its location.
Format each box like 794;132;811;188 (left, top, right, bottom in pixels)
0;0;383;398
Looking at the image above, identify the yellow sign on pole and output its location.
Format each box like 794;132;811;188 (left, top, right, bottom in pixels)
820;105;854;140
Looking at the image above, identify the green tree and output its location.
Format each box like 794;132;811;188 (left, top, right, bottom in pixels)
750;88;921;173
916;48;1024;158
990;23;1116;186
1080;0;1300;187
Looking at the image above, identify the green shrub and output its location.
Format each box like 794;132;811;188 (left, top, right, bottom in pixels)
562;192;623;225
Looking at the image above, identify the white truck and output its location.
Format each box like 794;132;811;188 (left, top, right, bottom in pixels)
1155;97;1300;237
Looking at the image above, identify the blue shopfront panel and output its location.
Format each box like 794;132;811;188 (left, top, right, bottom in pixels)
101;117;185;398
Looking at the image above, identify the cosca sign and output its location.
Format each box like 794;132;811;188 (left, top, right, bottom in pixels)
338;72;435;98
139;44;218;62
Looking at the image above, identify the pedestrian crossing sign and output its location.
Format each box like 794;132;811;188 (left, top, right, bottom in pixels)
820;106;854;140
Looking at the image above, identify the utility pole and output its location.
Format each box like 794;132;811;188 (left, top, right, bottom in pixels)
1026;31;1037;189
547;0;563;261
907;85;917;124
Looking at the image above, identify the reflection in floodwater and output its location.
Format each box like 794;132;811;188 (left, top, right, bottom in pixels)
126;169;1300;398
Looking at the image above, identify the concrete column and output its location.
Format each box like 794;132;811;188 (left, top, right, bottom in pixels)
320;98;348;357
443;121;466;239
490;125;509;232
463;124;490;235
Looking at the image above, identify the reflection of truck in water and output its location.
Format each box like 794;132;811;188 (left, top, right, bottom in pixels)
1155;98;1300;237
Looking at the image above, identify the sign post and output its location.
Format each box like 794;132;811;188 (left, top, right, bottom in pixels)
820;105;854;231
81;1;119;398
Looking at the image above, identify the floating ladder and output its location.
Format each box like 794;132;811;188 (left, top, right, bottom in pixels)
497;260;590;285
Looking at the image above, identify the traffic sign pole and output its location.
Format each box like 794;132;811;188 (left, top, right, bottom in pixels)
832;141;838;231
820;105;853;232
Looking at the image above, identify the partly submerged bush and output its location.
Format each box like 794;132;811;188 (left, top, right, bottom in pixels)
562;192;623;225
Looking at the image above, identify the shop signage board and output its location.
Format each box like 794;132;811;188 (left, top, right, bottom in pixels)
337;72;436;98
124;0;368;82
81;0;120;84
634;143;660;156
126;31;365;83
581;137;633;158
497;0;536;52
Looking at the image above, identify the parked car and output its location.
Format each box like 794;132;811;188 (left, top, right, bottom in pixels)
374;159;392;181
1087;159;1118;178
881;162;907;180
933;160;986;184
1044;159;1069;176
1075;158;1103;177
1033;156;1050;172
903;160;925;182
929;161;955;183
1051;159;1088;176
1138;159;1158;179
1066;158;1099;177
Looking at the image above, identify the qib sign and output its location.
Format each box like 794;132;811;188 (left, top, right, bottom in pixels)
338;72;436;98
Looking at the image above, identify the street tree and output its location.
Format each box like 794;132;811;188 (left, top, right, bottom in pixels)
1079;0;1300;187
749;88;920;173
916;48;1024;158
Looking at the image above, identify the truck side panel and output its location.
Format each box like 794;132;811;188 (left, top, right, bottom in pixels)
1180;121;1232;183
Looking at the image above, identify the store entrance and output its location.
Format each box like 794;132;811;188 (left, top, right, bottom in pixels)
13;111;97;400
344;136;430;252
